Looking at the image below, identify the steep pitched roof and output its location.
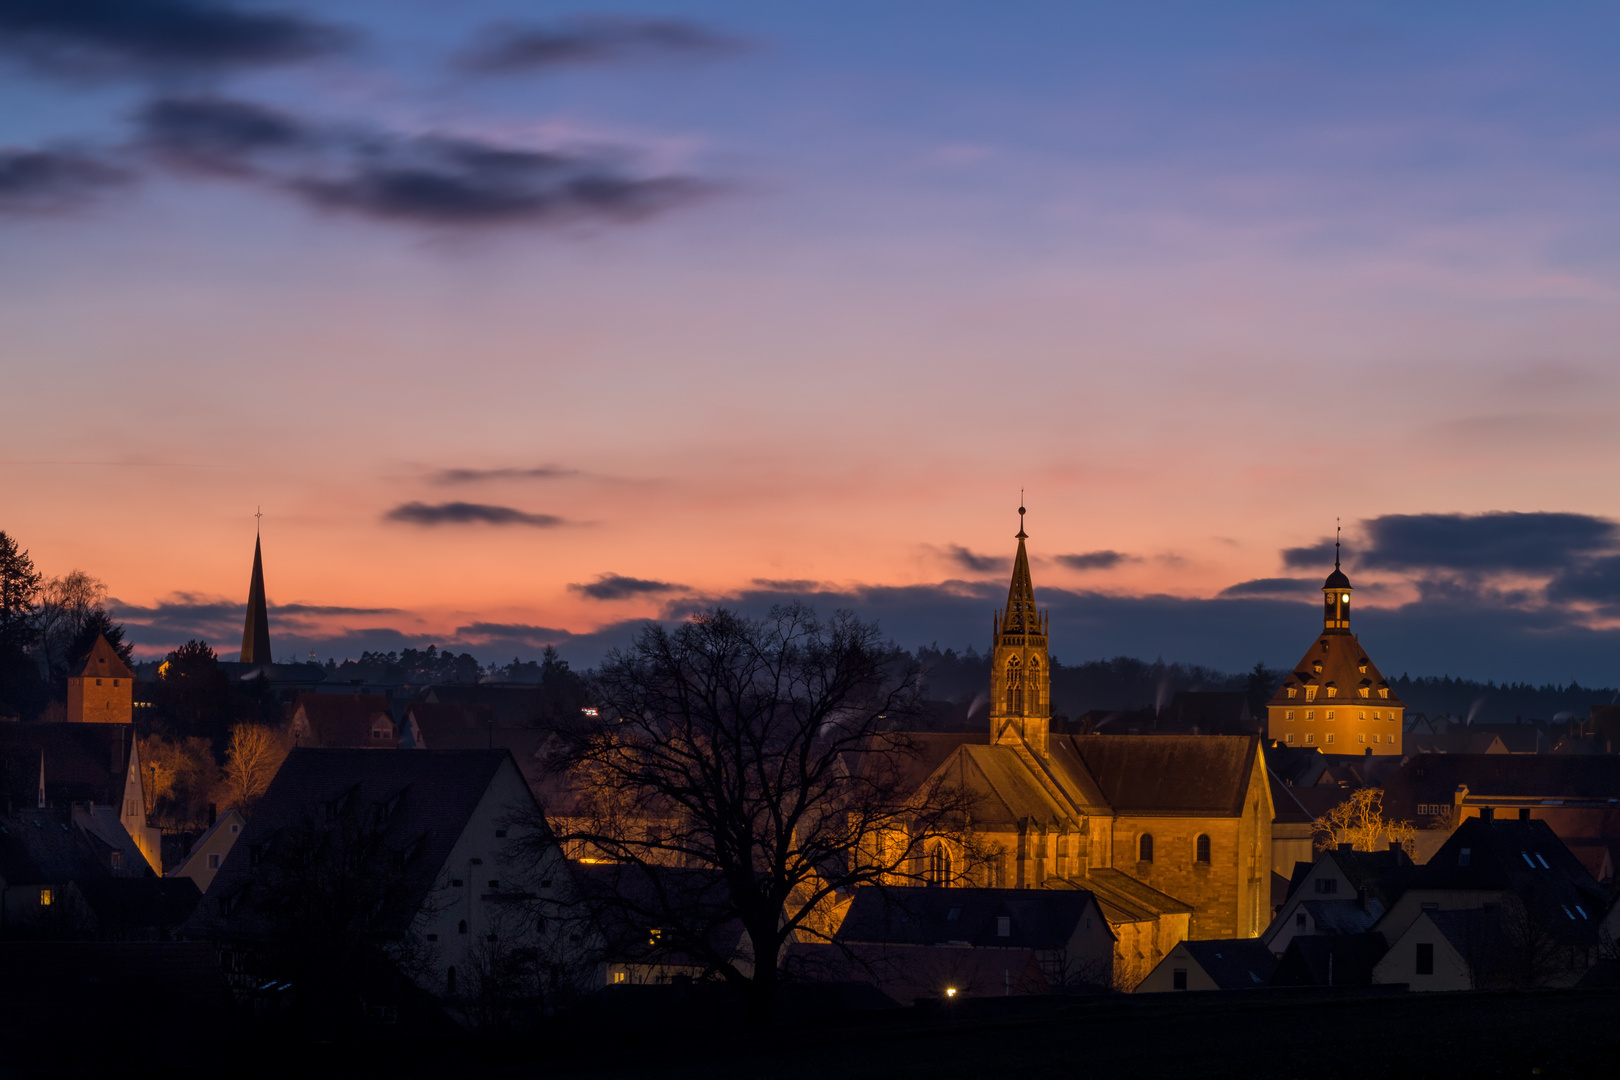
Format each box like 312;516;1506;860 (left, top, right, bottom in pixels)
1066;734;1261;816
1179;938;1277;989
1267;631;1403;711
1085;867;1195;922
72;634;133;682
240;533;271;664
834;885;1110;950
0;722;133;807
189;748;516;941
1321;846;1417;904
291;693;394;748
999;533;1040;635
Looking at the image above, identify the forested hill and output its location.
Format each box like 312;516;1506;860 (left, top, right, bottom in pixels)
913;646;1618;724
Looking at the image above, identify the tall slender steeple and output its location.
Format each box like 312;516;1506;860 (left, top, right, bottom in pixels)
990;500;1051;755
241;518;272;664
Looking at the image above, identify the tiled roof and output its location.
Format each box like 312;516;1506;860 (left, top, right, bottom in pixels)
0;722;133;806
1085;867;1195;920
188;748;514;941
1066;735;1260;816
292;693;394;748
73;634;134;681
834;885;1109;950
1300;897;1383;934
0;806;114;885
1271;932;1388;986
1266;630;1403;711
1179;937;1277;989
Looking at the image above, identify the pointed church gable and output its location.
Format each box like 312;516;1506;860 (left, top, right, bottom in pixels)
1068;735;1260;817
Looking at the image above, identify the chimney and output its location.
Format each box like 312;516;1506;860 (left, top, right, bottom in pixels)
1518;808;1530;822
1388;840;1401;853
1480;807;1494;824
1338;842;1353;853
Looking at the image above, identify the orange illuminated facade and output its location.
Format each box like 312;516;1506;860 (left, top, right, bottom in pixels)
1266;549;1405;754
66;634;134;724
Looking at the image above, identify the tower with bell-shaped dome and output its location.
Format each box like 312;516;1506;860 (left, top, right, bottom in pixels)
990;504;1051;756
1267;529;1404;754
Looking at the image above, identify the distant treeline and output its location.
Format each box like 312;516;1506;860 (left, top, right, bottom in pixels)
912;645;1619;725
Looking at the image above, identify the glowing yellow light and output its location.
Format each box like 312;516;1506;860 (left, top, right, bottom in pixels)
39;889;52;906
945;987;958;998
1342;594;1350;602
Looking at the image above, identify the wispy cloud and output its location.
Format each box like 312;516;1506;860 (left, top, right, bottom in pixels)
434;465;579;485
942;545;1009;574
569;573;687;601
455;17;743;76
135;93;712;229
1053;550;1133;571
0;0;354;78
383;501;566;527
0;147;132;214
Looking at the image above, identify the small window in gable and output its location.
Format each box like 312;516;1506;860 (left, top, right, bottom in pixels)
208;853;221;869
1458;847;1471;867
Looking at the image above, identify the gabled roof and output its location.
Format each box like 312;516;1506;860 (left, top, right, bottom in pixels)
1300;898;1383;934
930;743;1074;828
1268;769;1315;825
188;748;516;941
1271;932;1387;987
0;722;133;807
1085;867;1195;922
1178;938;1277;989
291;693;394;748
173;809;245;876
834;885;1110;950
1319;846;1417;904
1066;734;1261;816
72;634;133;682
0;806;116;885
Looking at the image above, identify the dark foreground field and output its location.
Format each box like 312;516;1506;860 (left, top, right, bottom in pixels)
8;987;1619;1079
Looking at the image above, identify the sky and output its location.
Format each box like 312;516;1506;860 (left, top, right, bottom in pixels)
4;1;1620;684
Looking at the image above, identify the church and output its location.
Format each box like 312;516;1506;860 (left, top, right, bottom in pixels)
1264;540;1405;754
901;509;1274;986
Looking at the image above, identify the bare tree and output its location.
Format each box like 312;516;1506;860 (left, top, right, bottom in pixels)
222;723;289;810
1313;788;1415;855
141;734;222;831
524;605;976;1028
34;570;105;676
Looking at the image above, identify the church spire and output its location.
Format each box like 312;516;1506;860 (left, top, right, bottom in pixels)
1001;500;1038;635
241;528;272;664
990;501;1050;755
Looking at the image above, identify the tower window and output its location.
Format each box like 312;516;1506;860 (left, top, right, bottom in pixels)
1005;658;1024;715
1373;734;1380;743
1305;733;1315;745
1359;734;1366;744
1287;687;1297;698
1306;711;1314;721
1138;834;1153;862
1326;711;1335;720
1195;835;1211;864
1286;734;1295;745
1285;710;1294;721
1305;687;1317;702
1326;734;1335;744
1358;711;1366;721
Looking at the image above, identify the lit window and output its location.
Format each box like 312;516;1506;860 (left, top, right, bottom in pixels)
1373;711;1381;720
1379;689;1389;699
1373;734;1380;744
1358;688;1369;698
1326;734;1335;744
39;889;52;906
1305;687;1317;702
1359;734;1366;744
1305;733;1315;745
1287;687;1297;699
1326;687;1337;698
1326;711;1335;720
1306;711;1314;721
613;971;626;983
1358;711;1366;721
1286;710;1294;721
1286;734;1295;745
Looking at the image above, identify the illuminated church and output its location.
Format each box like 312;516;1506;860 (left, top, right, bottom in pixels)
907;508;1274;985
1264;541;1405;755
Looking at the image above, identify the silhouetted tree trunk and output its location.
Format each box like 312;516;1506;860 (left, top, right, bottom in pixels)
526;604;976;1030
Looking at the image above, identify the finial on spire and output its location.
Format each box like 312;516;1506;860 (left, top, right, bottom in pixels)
1016;490;1027;539
255;506;263;535
1335;517;1341;569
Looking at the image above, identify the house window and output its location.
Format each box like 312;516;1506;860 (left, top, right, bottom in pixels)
1326;711;1335;720
1306;711;1314;721
96;678;102;685
1295;912;1307;927
208;853;222;869
1359;734;1366;744
1286;710;1294;722
111;851;122;869
1286;734;1295;745
40;888;53;906
1458;848;1471;867
113;679;119;687
1415;943;1434;976
1379;689;1389;699
1287;687;1297;699
1315;877;1338;894
997;916;1011;937
1373;711;1381;720
1172;968;1187;990
230;824;240;834
1358;688;1369;698
1195;835;1211;864
1305;733;1315;745
1138;834;1154;862
1359;712;1366;721
1305;687;1317;702
612;971;627;984
1326;734;1335;744
1373;734;1380;744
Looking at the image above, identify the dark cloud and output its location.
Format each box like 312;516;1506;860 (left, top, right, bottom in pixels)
135;93;710;228
569;574;687;601
0;147;132;213
944;545;1009;574
383;501;565;527
1358;512;1619;573
272;602;399;617
1218;577;1320;598
1547;555;1620;606
0;0;353;77
435;465;579;485
1281;539;1338;569
455;17;742;75
1054;550;1131;571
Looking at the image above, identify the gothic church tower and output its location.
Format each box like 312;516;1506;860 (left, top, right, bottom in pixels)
990;505;1051;756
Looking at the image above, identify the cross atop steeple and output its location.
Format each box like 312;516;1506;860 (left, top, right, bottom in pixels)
1017;490;1027;540
255;506;263;534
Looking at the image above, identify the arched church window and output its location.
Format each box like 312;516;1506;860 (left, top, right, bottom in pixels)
928;843;952;886
1195;835;1211;864
1005;658;1024;714
1138;834;1154;862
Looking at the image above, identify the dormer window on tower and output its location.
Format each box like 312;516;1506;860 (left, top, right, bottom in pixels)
1305;686;1317;702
